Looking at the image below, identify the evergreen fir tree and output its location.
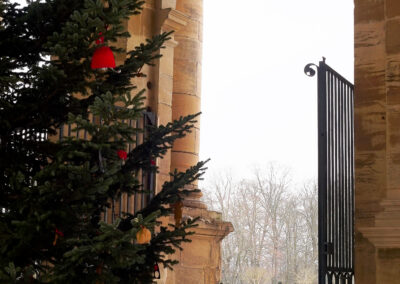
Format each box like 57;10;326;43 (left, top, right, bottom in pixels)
0;1;206;283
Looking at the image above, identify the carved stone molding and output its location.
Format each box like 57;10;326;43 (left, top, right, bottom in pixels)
157;7;188;34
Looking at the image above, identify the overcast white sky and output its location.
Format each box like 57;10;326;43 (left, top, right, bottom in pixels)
200;0;354;184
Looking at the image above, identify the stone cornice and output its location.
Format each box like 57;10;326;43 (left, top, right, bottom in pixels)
157;8;189;33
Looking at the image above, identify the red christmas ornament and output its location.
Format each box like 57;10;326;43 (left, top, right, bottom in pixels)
91;32;115;70
91;46;116;70
151;160;156;165
95;33;105;45
52;228;64;246
153;263;160;279
55;228;64;237
117;150;127;160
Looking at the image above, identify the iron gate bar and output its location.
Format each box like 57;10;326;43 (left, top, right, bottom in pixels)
317;59;328;282
304;58;355;284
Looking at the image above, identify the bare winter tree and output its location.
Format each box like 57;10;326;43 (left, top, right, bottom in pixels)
202;165;318;284
298;180;318;271
254;165;289;282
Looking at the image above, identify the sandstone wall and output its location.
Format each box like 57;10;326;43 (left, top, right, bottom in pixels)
355;0;400;282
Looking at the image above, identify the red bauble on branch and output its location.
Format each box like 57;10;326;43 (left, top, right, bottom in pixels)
153;263;161;279
117;150;127;160
52;228;64;246
91;32;116;70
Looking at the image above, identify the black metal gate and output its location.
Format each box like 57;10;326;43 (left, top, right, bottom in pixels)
305;58;355;284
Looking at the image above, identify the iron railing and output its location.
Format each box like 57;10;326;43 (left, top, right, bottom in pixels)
305;58;355;284
58;111;157;223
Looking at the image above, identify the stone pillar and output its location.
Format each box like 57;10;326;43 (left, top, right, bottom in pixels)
355;0;400;282
152;1;234;283
153;1;189;192
170;0;202;177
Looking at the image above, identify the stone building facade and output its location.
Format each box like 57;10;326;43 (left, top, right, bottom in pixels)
122;0;233;283
354;0;400;282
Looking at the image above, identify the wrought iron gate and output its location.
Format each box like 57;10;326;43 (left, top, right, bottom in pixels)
305;58;355;284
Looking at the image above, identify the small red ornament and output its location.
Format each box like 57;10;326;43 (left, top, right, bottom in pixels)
117;150;127;160
95;32;105;45
53;228;64;246
153;263;160;279
55;228;64;237
151;160;156;165
91;32;115;70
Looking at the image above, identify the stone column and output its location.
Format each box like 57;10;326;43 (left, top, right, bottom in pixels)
170;0;202;177
355;0;400;282
153;1;189;193
155;1;234;283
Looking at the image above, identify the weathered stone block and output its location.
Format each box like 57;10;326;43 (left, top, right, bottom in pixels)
388;112;400;153
354;61;385;103
386;19;400;54
354;103;386;151
194;128;200;154
174;37;202;62
159;47;175;76
355;202;380;227
173;59;197;94
172;131;197;153
172;93;201;121
175;268;204;284
386;55;400;85
196;62;202;96
181;239;211;267
160;0;176;9
170;151;198;173
158;149;171;174
176;0;203;21
158;73;173;105
387;153;400;189
355;22;385;74
386;0;400;19
377;249;400;283
355;233;376;284
354;0;384;24
355;153;386;201
156;173;170;193
204;267;218;284
157;102;172;126
141;7;156;36
387;86;400;107
386;55;400;112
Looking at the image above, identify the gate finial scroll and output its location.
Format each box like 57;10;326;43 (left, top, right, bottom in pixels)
304;57;326;77
304;63;318;77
